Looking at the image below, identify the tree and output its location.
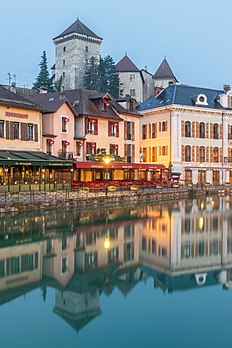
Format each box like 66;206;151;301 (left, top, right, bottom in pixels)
53;76;63;92
83;55;119;97
33;51;53;91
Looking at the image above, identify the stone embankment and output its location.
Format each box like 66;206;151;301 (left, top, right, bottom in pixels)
0;185;231;214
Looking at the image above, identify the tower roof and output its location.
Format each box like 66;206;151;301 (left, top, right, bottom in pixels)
153;58;177;80
116;54;140;72
53;19;102;40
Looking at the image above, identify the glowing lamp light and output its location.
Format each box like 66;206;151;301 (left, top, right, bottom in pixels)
104;237;110;249
104;157;110;165
198;216;204;230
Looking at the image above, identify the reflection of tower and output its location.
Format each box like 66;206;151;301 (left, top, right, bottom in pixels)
53;290;101;332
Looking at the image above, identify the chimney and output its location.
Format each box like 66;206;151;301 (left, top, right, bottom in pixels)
154;86;163;96
223;84;231;92
39;86;48;94
10;82;17;94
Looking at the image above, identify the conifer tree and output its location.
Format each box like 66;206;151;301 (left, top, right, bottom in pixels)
33;51;53;91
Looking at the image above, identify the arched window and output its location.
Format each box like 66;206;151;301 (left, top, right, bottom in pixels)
200;146;205;162
185;121;191;137
142;124;147;139
185;145;191;162
213;147;219;163
213;123;219;139
200;122;205;138
162;121;167;131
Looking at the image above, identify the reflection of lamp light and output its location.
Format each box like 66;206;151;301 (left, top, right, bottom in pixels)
200;163;203;188
200;201;204;210
212;199;215;208
198;216;204;230
104;237;110;249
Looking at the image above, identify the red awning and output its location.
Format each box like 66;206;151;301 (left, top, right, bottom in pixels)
75;162;165;170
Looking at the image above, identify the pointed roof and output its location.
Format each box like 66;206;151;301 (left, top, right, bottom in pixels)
116;54;140;72
53;19;102;40
153;58;177;80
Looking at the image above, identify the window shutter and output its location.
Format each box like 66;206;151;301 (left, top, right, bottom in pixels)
220;147;223;162
124;144;127;157
132;122;135;141
210;123;213;138
93;142;97;154
210;146;213;162
192;146;195;162
124;121;127;140
149;124;151;139
192;122;195;138
206;123;209;138
132;144;135;162
108;121;111;136
10;121;14;140
159;122;161;132
196;146;200;162
6;121;10;140
182;145;185;161
196;122;199;138
34;124;38;142
21;123;26;141
206;146;209;162
182;120;185;137
220;124;223;139
94;120;98;135
116;123;119;137
86;142;90;155
228;125;231;138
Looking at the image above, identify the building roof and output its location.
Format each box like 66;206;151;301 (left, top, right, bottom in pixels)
29;89;139;120
116;54;140;72
0;85;44;112
53;19;102;40
137;84;226;112
153;58;177;80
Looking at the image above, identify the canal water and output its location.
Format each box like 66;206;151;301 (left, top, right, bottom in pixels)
0;196;232;348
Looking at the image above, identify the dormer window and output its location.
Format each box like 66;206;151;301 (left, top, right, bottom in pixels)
196;94;208;106
100;99;110;111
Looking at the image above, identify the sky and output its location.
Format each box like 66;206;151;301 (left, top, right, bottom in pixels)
0;0;231;91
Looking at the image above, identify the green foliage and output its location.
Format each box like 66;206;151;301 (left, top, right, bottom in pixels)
53;76;63;92
33;51;54;92
84;55;119;97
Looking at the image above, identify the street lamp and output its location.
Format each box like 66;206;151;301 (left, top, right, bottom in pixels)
103;156;111;197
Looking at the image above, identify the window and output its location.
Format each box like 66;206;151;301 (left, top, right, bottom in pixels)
129;74;135;81
142;124;147;139
124;224;134;239
0;260;5;278
185;145;191;162
27;124;33;140
62;117;68;132
185;218;191;233
61;257;68;274
61;236;67;251
86;142;96;155
185;121;191;137
87;119;98;135
212;240;219;255
142;147;147;162
63;72;65;78
184;242;191;258
213;123;219;139
198;241;205;257
0;121;4;138
13;122;19;139
124;242;134;261
126;121;132;140
76;142;82;156
151;239;156;254
63;46;66;52
142;237;147;251
162;121;168;131
161;146;168;156
86;252;97;269
108;121;119;137
152;123;157;138
213;147;219;163
110;144;118;156
85;46;88;52
200;146;205;162
86;232;96;245
199;122;205;138
152;147;157;162
108;247;119;264
130;89;135;97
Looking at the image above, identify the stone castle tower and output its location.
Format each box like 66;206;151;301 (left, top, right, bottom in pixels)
53;19;102;90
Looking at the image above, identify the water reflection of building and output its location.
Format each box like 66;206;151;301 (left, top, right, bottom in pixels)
1;198;232;330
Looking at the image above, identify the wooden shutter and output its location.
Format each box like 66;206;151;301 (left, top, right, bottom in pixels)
220;147;223;162
94;120;98;135
220;124;223;139
159;122;161;132
210;146;213;162
182;120;185;137
21;123;27;141
210;123;213;139
10;121;14;140
182;145;185;161
196;122;199;138
192;146;195;162
116;122;119;137
132;144;135;162
206;123;209;138
124;121;127;140
228;125;231;138
6;121;10;140
86;142;90;155
192;122;195;138
93;142;97;154
124;144;127;157
34;124;38;142
149;124;151;139
196;146;200;162
206;146;209;162
108;121;111;136
132;122;135;141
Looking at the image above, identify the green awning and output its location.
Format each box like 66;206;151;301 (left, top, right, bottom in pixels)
0;151;73;167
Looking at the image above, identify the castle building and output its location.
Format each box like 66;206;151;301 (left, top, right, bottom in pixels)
116;54;153;103
153;57;178;95
137;83;232;185
53;19;102;90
